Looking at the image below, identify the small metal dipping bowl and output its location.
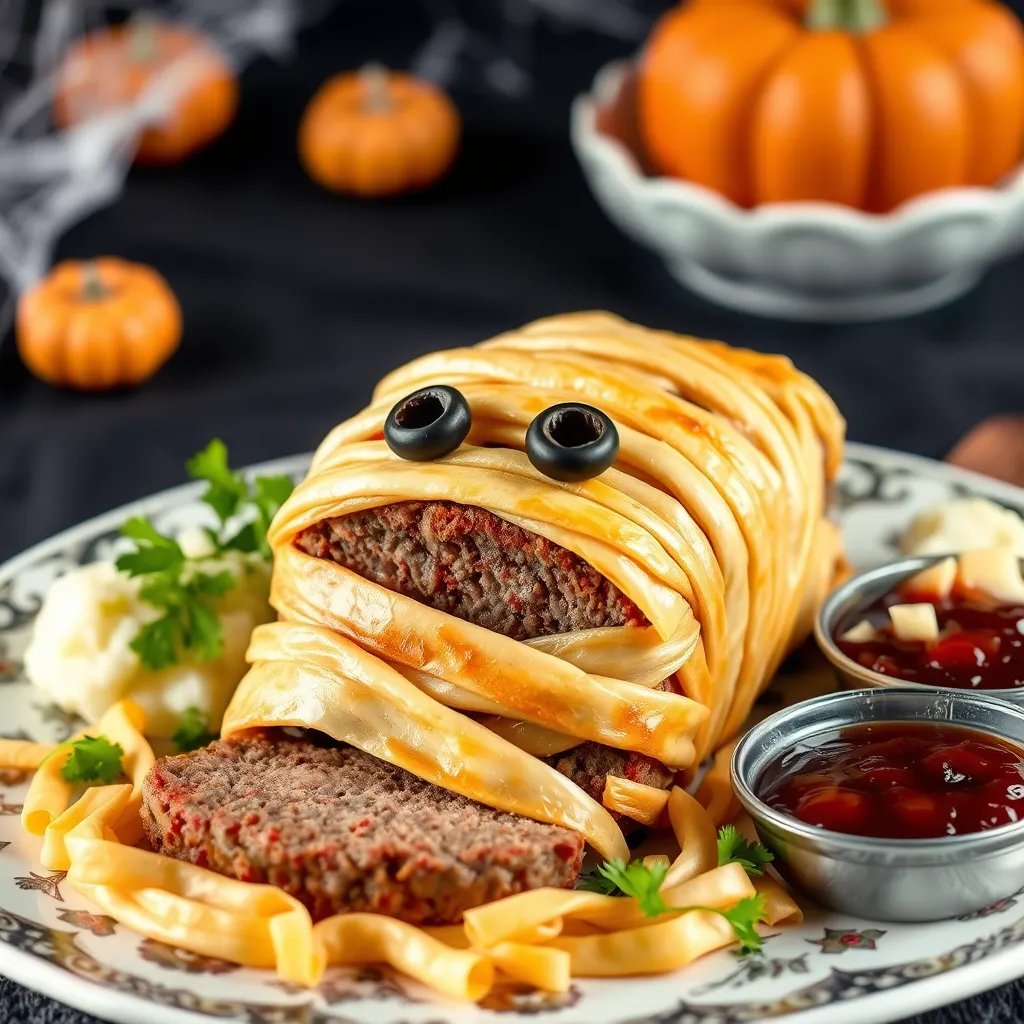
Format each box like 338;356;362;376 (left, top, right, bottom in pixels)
731;688;1024;921
815;553;1024;707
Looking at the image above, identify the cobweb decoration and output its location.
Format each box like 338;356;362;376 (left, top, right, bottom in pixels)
0;0;327;335
413;0;656;98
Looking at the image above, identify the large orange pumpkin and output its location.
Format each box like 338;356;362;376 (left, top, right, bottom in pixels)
17;258;182;390
639;0;1024;211
53;14;237;165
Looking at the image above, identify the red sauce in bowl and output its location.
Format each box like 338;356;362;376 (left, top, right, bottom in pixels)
759;722;1024;839
835;591;1024;690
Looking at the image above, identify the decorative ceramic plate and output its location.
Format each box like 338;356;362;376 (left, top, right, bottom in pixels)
2;443;1024;1024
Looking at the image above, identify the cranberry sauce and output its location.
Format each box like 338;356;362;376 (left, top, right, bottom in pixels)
758;721;1024;839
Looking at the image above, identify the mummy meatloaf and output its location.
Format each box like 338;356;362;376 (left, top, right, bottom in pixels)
142;312;846;923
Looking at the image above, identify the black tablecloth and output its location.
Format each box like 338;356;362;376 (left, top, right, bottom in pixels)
2;1;1024;1020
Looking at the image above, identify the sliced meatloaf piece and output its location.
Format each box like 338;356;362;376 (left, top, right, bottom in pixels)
294;500;677;803
295;499;648;641
142;730;584;925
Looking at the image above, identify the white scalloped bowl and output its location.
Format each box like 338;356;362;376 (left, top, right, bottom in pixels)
571;61;1024;321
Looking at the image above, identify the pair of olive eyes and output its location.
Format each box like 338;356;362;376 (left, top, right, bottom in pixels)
383;385;620;483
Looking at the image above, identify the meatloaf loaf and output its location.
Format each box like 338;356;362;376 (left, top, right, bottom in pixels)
142;730;585;924
141;499;674;922
295;500;676;799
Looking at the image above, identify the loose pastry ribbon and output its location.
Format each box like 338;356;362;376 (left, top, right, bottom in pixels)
232;311;844;848
0;704;800;998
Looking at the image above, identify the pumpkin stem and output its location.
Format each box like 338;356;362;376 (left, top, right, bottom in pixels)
360;62;394;113
127;9;161;64
807;0;886;32
79;262;109;301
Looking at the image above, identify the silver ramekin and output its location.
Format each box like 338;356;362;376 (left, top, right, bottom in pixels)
732;687;1024;921
815;553;1024;707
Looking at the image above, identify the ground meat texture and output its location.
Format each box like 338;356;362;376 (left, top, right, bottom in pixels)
294;500;647;642
546;743;675;804
142;731;584;925
294;500;678;811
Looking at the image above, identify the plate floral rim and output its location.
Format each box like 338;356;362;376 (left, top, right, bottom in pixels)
2;442;1024;1024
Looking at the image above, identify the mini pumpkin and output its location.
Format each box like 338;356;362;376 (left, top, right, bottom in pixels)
53;14;238;165
299;63;460;197
639;0;1024;211
17;258;182;390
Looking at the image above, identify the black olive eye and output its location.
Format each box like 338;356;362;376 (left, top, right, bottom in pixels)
384;386;472;461
525;403;619;482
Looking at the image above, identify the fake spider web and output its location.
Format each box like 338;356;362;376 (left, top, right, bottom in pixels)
0;0;657;340
413;0;655;98
0;0;326;334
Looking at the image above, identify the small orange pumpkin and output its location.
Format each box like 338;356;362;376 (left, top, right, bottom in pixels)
53;14;238;165
639;0;1024;211
299;64;460;197
17;258;182;390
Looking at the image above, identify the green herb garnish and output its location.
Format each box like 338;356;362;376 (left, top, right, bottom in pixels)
712;894;767;955
171;707;218;753
717;824;774;877
186;439;293;559
576;858;768;953
117;520;235;670
575;867;622;896
117;441;293;670
591;858;671;915
59;735;125;784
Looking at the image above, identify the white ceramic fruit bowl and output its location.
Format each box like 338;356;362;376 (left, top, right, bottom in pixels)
571;61;1024;321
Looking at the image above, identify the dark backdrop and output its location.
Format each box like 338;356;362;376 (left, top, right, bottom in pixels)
3;0;1024;566
2;1;1024;1020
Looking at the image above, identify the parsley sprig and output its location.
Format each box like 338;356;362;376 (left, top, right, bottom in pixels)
117;519;235;670
576;867;620;897
57;735;125;784
578;857;767;953
588;858;671;915
186;440;294;560
172;707;218;753
717;825;774;876
576;825;776;954
116;440;293;671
